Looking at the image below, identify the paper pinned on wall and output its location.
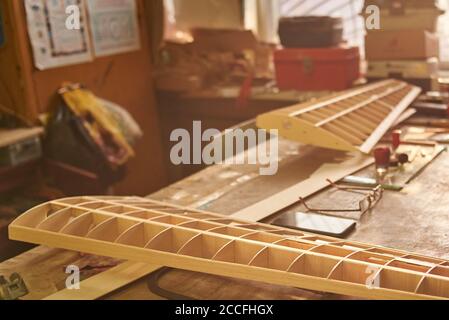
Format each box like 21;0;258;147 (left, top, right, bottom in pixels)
24;0;93;70
86;0;141;57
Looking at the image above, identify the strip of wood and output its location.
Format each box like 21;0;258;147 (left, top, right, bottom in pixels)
231;153;374;221
0;127;44;148
44;261;160;300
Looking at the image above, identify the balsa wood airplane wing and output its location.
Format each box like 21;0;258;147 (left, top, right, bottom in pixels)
9;196;449;300
257;80;421;153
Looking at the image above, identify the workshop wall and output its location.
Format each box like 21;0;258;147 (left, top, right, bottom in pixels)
0;0;168;196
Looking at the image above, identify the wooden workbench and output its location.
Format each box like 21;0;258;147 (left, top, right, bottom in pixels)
1;131;449;300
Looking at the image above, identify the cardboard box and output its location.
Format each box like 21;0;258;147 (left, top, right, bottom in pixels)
365;30;440;60
367;58;439;79
362;7;444;32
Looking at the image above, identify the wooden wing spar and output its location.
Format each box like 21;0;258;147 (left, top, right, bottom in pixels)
257;80;421;153
9;196;449;300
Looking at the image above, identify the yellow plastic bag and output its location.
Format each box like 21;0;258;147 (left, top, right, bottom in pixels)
60;84;135;166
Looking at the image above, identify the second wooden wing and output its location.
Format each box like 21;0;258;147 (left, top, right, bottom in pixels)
256;80;421;153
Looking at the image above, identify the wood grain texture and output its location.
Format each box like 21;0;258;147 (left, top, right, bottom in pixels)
0;0;39;121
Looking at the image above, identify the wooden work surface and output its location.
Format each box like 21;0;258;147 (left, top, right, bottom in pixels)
1;130;449;300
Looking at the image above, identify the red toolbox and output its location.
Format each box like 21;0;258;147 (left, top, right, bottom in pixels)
274;47;360;91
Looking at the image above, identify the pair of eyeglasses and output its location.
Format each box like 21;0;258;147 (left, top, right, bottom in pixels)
299;179;383;219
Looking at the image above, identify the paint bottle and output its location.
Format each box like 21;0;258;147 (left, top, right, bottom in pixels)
374;147;391;183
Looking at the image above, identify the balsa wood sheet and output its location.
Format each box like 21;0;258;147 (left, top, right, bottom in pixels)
9;196;449;300
257;80;421;153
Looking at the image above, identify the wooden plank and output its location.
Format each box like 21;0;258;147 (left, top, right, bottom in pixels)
44;261;160;301
231;152;373;221
9;196;449;300
0;128;44;148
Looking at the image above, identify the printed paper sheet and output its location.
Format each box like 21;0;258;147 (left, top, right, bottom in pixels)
24;0;93;70
86;0;141;57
